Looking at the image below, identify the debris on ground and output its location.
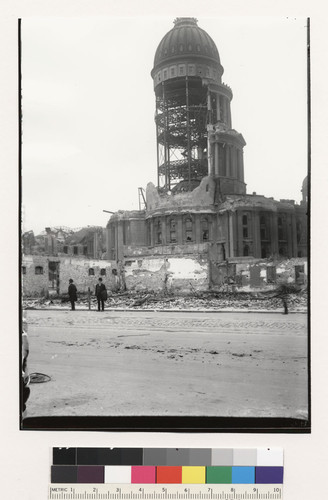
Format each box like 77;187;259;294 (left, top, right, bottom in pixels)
22;288;308;312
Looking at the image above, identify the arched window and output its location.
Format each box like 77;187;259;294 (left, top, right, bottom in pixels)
100;268;106;276
185;217;193;242
88;268;94;276
201;218;209;241
35;266;43;275
243;245;249;256
169;219;177;243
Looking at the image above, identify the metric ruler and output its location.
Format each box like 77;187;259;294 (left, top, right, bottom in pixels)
48;484;283;500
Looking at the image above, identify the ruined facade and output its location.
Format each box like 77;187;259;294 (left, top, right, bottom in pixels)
23;226;106;259
22;18;308;297
106;18;308;291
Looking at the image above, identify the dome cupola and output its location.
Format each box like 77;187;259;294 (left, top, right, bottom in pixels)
151;17;223;87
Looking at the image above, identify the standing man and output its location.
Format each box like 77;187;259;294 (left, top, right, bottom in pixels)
95;277;107;311
68;278;78;310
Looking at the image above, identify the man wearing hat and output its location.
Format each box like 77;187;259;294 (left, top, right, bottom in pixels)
95;277;107;311
68;278;78;310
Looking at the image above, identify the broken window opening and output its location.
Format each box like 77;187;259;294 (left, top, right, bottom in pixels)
261;246;267;259
267;266;276;283
100;268;106;276
63;246;68;254
201;217;209;241
22;266;26;274
35;266;43;275
185;217;193;242
243;227;248;238
88;268;94;276
83;246;88;255
73;246;78;255
243;245;249;256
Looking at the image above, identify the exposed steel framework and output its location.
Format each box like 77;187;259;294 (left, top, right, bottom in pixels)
155;76;217;192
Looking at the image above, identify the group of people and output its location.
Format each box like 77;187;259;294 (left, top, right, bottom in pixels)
68;278;108;311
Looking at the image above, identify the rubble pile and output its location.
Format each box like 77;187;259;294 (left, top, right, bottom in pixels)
23;289;308;312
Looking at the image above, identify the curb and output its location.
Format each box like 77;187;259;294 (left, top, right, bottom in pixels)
23;307;307;314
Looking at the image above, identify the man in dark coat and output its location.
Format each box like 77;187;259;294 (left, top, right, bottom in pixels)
95;277;107;311
68;278;78;310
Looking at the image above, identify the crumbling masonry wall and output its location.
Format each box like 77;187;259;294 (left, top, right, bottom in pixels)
123;255;209;293
22;255;118;297
211;257;307;292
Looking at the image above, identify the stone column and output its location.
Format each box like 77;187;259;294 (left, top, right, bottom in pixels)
241;150;245;182
216;94;221;120
105;227;110;260
214;142;219;176
225;144;229;177
270;213;279;258
195;215;201;244
231;146;235;178
291;214;298;257
221;97;225;123
228;212;235;257
252;212;261;258
228;100;232;128
286;213;293;258
177;216;183;245
237;211;244;256
117;221;124;261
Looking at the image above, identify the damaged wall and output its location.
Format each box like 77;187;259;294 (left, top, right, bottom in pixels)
22;255;119;297
211;257;307;292
123;255;209;293
146;176;216;212
124;242;209;257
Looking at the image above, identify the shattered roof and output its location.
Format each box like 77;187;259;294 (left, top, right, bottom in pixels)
64;226;103;244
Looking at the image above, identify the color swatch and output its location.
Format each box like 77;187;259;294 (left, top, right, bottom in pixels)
51;448;283;485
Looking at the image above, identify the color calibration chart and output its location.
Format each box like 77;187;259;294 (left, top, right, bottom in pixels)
49;448;283;499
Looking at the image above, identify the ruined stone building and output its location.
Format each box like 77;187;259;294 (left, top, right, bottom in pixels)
22;18;308;297
105;18;308;292
22;226;113;297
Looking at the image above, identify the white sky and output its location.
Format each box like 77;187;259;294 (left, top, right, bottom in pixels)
21;17;308;235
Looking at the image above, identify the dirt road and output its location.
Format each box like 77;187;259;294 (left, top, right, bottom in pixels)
25;310;308;418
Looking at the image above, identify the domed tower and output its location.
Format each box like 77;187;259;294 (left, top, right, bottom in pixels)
151;17;246;195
